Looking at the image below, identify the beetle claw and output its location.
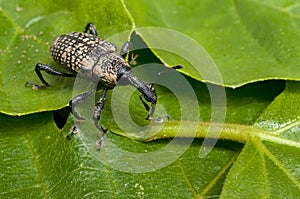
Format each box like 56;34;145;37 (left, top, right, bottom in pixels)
147;115;170;123
25;81;47;90
67;126;78;139
96;129;108;151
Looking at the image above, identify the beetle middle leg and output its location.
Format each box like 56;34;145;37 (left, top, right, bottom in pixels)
67;88;95;138
26;63;76;89
93;87;109;149
68;87;108;149
157;65;184;77
69;87;96;120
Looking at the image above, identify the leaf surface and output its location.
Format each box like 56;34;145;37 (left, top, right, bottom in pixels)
0;0;132;115
124;0;300;87
0;0;300;198
0;113;241;198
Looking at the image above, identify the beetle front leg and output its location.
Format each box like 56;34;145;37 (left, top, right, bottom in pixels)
148;102;156;120
139;94;164;122
93;87;109;149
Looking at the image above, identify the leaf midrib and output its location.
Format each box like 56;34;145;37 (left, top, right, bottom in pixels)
134;121;300;149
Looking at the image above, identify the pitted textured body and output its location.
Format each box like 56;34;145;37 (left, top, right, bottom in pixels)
50;32;124;87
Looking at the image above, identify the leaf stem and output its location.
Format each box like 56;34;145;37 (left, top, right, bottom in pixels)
143;121;256;143
112;120;300;148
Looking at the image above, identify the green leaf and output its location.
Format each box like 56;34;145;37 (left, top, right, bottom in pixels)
0;113;241;198
220;81;300;198
0;0;132;115
71;77;299;197
124;0;300;87
1;0;300;198
92;81;299;198
255;82;300;133
99;79;285;139
1;82;299;198
220;138;300;198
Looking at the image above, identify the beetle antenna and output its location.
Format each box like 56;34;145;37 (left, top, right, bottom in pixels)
157;64;183;77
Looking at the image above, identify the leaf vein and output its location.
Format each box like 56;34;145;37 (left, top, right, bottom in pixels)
177;156;197;197
23;133;48;198
257;139;300;191
199;151;239;197
253;139;270;198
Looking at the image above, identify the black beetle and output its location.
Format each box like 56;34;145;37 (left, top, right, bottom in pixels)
26;22;182;148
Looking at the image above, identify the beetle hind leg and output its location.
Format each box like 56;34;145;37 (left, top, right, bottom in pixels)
26;63;76;90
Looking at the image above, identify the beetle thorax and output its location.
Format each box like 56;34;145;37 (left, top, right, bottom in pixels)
91;54;129;88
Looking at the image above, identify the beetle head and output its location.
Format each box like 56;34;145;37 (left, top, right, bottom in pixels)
118;68;157;119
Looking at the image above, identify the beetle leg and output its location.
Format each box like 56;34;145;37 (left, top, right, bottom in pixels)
84;22;98;36
69;87;96;120
139;94;161;122
120;42;139;65
93;87;109;150
157;64;184;77
139;95;150;112
66;125;77;139
26;63;76;89
120;41;131;59
147;100;156;120
139;90;168;122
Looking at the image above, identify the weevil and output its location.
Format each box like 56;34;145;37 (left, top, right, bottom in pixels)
26;22;182;149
